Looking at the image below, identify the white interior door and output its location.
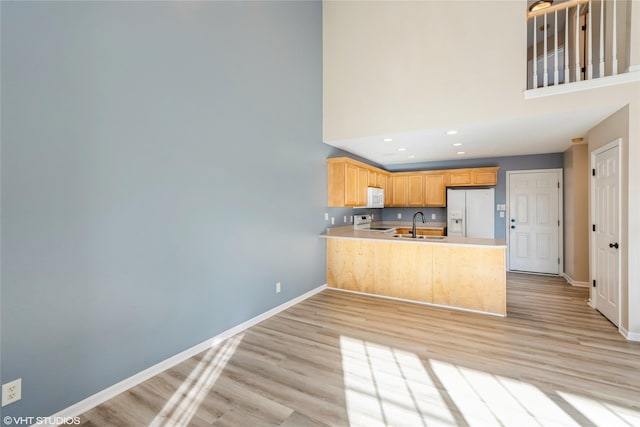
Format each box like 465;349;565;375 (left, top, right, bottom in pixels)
508;171;561;274
592;143;620;326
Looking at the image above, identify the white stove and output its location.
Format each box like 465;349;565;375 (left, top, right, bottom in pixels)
353;215;395;233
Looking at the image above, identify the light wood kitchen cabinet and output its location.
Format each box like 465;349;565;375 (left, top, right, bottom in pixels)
368;170;378;187
424;173;446;206
344;163;360;206
396;228;446;236
447;169;472;186
391;175;408;206
407;175;424;206
328;159;371;207
358;168;368;206
447;167;498;187
383;174;393;206
328;158;498;207
472;167;499;185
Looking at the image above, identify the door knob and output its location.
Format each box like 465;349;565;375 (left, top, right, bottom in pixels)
511;225;515;229
609;242;619;249
510;219;515;222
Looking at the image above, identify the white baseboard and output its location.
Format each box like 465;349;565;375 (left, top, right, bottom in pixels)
561;273;590;287
38;284;327;427
620;326;640;342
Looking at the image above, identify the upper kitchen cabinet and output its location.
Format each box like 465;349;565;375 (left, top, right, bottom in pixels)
447;167;499;187
390;175;408;206
472;168;499;185
327;158;498;207
327;157;388;207
407;174;424;206
424;173;446;207
391;173;443;207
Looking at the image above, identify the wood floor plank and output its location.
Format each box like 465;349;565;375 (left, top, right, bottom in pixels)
68;272;640;426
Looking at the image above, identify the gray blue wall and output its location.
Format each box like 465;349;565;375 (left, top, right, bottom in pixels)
1;1;324;420
384;153;565;239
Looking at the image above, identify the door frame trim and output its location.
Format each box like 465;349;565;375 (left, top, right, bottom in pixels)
505;169;564;273
590;138;622;327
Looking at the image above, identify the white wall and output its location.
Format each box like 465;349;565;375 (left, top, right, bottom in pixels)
323;0;526;141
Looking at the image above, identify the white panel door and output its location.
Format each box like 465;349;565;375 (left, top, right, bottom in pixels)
508;171;560;274
592;144;620;326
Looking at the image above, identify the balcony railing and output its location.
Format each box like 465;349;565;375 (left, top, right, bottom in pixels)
526;0;631;90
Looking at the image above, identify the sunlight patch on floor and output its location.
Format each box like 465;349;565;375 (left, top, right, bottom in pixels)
340;336;457;426
429;359;579;427
339;335;640;427
149;333;243;427
558;390;640;426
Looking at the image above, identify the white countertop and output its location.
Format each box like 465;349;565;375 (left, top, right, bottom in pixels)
321;224;507;248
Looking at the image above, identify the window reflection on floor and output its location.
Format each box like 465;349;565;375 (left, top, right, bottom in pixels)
149;333;243;427
340;335;640;427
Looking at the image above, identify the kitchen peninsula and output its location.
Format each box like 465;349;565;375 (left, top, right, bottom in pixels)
321;224;507;316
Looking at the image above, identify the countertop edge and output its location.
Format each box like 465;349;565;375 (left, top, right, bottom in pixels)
320;232;507;248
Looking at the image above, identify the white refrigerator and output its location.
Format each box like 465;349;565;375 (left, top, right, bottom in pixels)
447;188;495;238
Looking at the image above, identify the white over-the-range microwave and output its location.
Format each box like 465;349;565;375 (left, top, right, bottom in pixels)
366;187;384;208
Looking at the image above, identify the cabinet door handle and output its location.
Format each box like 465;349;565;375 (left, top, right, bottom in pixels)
609;242;619;249
510;225;515;229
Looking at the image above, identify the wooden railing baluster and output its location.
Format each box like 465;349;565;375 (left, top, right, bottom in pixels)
527;0;630;90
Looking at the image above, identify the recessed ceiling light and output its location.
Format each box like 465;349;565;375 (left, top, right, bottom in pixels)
453;143;463;147
383;138;393;142
456;151;466;155
446;130;458;135
408;155;415;159
398;147;407;152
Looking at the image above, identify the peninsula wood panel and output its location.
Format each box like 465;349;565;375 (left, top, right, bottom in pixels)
432;245;506;315
326;239;377;295
326;239;432;302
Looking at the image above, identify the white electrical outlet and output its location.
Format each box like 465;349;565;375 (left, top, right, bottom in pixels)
276;282;281;293
431;213;436;220
500;211;505;218
331;217;335;225
397;213;402;219
349;215;353;223
324;213;329;221
344;216;347;223
2;378;22;407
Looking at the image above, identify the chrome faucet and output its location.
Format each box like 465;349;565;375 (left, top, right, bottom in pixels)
412;211;426;238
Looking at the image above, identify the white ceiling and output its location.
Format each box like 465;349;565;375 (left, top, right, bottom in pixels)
324;105;620;167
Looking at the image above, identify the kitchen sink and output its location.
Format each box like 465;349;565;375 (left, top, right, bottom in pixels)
392;234;445;240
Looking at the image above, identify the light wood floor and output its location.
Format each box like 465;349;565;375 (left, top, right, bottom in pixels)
71;273;640;426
